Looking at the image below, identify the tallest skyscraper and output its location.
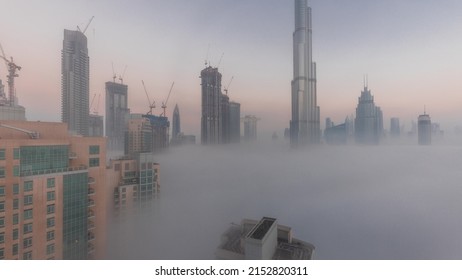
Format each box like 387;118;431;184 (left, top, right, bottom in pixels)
61;29;90;136
290;0;320;147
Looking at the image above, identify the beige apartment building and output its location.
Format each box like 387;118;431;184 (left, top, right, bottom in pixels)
0;121;108;260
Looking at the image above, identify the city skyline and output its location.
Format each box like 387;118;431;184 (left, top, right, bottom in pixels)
1;0;462;137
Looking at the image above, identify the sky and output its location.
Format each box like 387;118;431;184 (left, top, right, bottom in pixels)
107;143;462;259
1;0;462;138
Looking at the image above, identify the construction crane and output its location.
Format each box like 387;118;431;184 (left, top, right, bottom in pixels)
160;82;175;117
77;16;94;35
0;123;39;139
142;80;155;115
224;76;234;95
0;42;21;107
90;94;101;115
111;62;117;82
118;65;127;84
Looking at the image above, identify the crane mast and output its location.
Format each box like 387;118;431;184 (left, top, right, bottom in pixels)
0;43;21;107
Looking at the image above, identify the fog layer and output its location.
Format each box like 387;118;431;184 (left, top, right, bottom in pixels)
108;142;462;259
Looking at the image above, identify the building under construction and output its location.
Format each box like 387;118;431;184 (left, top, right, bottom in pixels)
216;217;315;260
142;114;169;153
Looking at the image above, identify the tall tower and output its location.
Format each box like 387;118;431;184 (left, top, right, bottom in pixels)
105;81;129;151
418;111;431;145
290;0;320;147
354;80;383;145
200;66;222;145
61;29;90;136
172;103;180;142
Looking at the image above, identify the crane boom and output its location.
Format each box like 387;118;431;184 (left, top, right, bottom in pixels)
82;16;95;35
142;80;155;115
224;76;234;95
161;82;175;117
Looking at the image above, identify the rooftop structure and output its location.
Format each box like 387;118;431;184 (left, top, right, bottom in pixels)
354;80;383;145
216;217;315;260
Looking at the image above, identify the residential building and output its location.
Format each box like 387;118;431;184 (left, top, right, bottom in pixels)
0;120;108;260
243;115;259;142
290;0;321;147
125;114;153;157
61;29;90;136
229;102;240;143
88;114;103;137
105;81;129;151
143;114;169;153
216;217;315;260
106;153;160;218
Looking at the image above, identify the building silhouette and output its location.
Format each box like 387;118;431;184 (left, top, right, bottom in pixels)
125;114;153;156
229;102;241;143
243;115;259;142
0;121;108;259
418;111;431;145
201;66;222;145
171;104;180;143
61;29;90;136
216;217;315;260
290;0;320;147
105;81;129;151
390;118;400;137
354;81;383;144
88;114;103;137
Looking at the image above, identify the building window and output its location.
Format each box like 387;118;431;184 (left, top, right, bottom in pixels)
23;237;32;248
47;178;55;188
46;243;55;255
12;244;18;256
0;186;4;196
24;223;33;234
13;165;20;177
13;184;19;195
13;214;18;225
0;201;4;212
0;232;5;243
46;230;55;241
89;158;100;167
47;204;55;214
114;164;120;171
13;229;18;240
24;181;33;192
13;148;20;159
24;195;33;206
47;217;55;228
13;199;18;210
89;145;100;155
0;217;4;228
0;149;5;160
0;248;3;260
24;209;33;220
23;251;32;260
47;191;55;201
0;167;5;178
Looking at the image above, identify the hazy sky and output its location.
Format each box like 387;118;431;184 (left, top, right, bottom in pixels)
1;0;462;137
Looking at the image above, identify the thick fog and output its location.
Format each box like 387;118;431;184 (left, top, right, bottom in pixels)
107;140;462;259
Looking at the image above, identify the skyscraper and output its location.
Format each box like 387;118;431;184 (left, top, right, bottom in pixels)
61;29;89;136
290;0;320;147
354;81;383;145
418;111;431;145
201;66;222;145
171;104;180;143
105;81;129;151
229;101;241;143
243;115;259;142
390;118;400;137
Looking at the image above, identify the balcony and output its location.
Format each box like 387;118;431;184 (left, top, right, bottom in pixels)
69;152;77;159
88;177;95;184
87;210;95;218
88;221;95;230
87;232;96;241
88;187;95;196
88;199;95;207
87;243;95;253
119;177;139;186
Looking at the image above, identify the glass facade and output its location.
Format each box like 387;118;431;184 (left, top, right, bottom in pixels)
63;172;88;259
20;145;69;175
89;145;100;155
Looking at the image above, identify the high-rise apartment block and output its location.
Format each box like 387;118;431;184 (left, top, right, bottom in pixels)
418;111;431;145
216;217;315;260
229;102;241;143
290;0;321;147
105;81;129;151
243;115;259;142
61;29;90;136
88;114;103;137
354;83;383;144
107;153;160;218
201;66;222;145
0;121;108;260
125;114;153;157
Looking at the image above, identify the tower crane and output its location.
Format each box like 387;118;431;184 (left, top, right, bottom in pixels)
160;82;175;117
0;42;21;107
224;76;234;95
118;65;127;84
142;80;155;115
77;16;95;35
